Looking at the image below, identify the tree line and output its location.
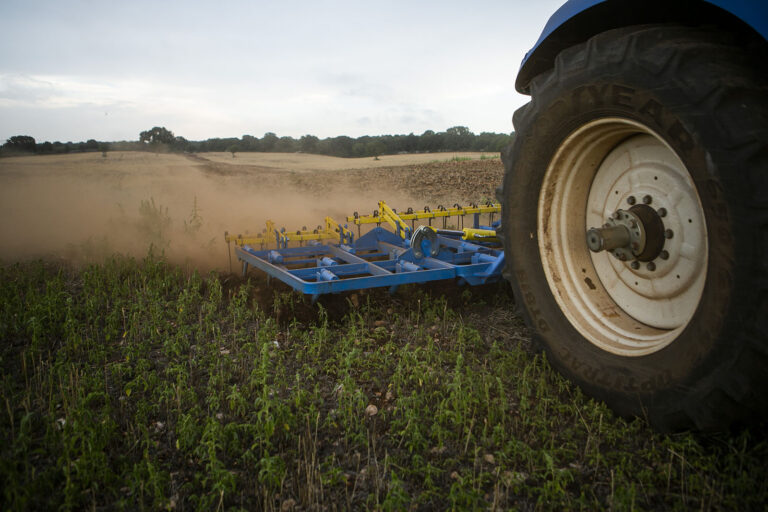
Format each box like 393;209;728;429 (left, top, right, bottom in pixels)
1;125;514;158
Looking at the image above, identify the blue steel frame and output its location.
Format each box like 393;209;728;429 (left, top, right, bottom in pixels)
235;226;505;300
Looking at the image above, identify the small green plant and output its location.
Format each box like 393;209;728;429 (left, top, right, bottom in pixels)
138;197;171;247
183;196;203;235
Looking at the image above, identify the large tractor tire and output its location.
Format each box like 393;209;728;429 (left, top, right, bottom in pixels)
500;25;767;431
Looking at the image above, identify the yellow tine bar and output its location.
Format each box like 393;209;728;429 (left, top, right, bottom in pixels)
279;231;337;242
347;203;501;224
225;234;269;246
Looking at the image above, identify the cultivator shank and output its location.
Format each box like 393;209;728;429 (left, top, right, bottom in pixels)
225;201;504;300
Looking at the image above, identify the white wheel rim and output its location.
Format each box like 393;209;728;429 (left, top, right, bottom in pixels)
538;119;708;356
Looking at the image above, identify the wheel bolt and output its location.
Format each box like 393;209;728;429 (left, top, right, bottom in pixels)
647;262;656;271
643;195;653;205
657;207;667;218
660;250;669;260
627;196;636;205
664;229;674;239
631;261;640;270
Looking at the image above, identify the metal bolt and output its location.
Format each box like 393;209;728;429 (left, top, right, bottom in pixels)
627;196;636;205
643;195;653;205
660;250;669;260
664;229;674;239
619;253;627;261
629;220;637;229
647;262;656;271
631;261;640;270
657;207;667;218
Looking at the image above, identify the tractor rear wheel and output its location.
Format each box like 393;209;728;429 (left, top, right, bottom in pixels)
500;25;767;431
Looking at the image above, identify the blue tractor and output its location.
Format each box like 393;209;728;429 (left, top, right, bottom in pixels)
500;0;767;430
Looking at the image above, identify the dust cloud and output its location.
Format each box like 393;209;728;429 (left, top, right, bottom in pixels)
0;152;417;272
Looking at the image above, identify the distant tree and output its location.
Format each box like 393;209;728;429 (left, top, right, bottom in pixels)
227;144;240;158
299;134;319;153
170;136;190;153
352;142;366;157
365;140;386;158
139;127;176;153
259;132;278;152
404;132;419;152
418;130;442;152
274;136;297;153
241;134;260;151
328;136;354;157
3;135;36;154
444;126;473;151
99;142;110;157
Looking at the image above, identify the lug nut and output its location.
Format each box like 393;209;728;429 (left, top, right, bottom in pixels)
647;262;656;271
664;229;674;239
657;207;667;218
631;261;640;270
643;195;653;205
627;196;636;205
660;250;669;260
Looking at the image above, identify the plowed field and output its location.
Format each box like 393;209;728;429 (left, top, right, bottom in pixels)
0;151;502;268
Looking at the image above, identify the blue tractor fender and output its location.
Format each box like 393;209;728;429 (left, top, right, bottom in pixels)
517;0;768;93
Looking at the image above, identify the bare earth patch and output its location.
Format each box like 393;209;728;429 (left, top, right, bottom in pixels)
199;151;499;171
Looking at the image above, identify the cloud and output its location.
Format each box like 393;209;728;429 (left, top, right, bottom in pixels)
0;74;57;106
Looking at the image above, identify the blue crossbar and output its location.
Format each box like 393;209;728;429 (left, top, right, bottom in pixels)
235;225;504;299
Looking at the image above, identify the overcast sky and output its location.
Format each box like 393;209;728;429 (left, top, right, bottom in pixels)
0;0;563;143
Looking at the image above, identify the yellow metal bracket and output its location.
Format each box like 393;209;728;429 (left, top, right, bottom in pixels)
377;200;411;240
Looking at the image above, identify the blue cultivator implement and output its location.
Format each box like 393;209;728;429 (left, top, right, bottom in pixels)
225;201;504;300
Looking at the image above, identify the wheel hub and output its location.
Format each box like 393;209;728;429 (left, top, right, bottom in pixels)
587;203;666;263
